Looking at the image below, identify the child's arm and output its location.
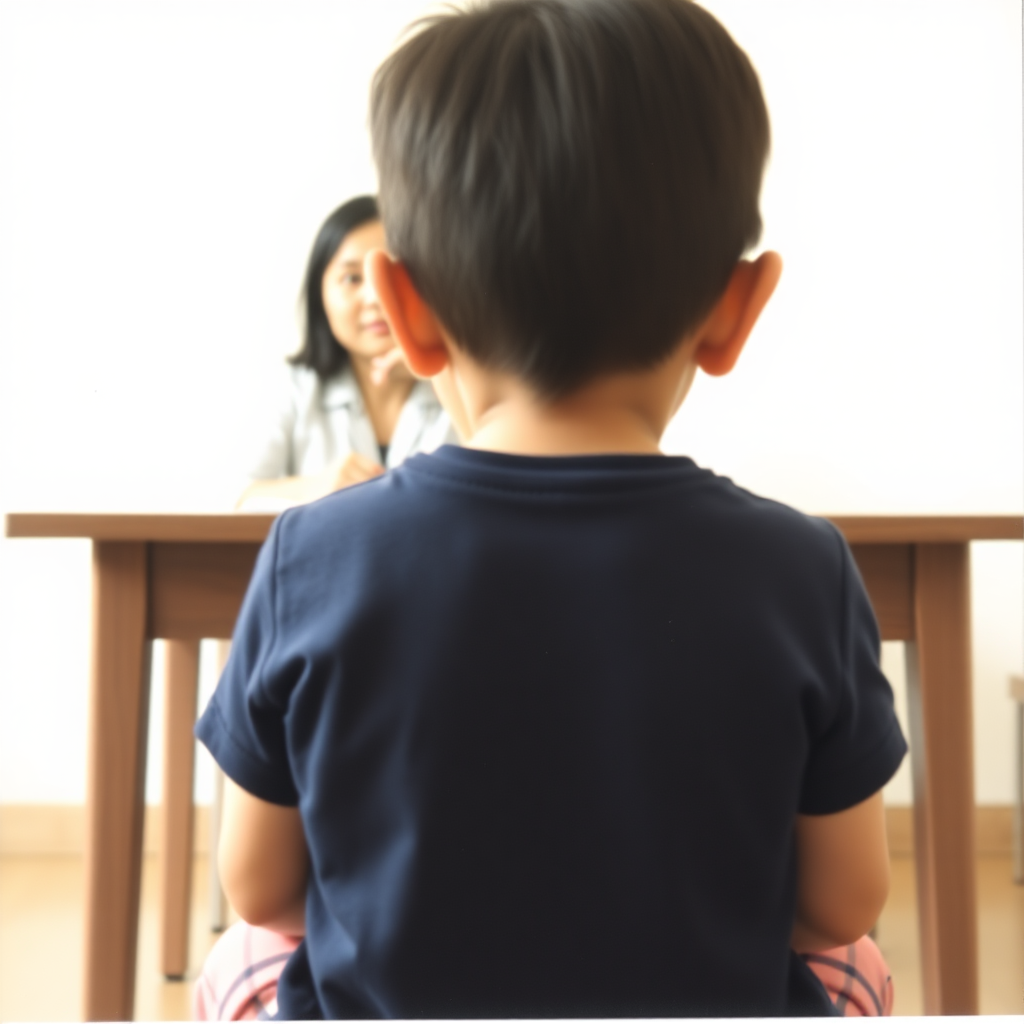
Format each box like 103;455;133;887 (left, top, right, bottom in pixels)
791;790;890;952
219;775;309;936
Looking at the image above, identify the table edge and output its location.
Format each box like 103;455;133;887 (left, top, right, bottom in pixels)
5;511;1023;544
3;512;278;542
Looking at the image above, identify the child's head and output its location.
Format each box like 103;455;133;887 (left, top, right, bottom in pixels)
371;0;770;400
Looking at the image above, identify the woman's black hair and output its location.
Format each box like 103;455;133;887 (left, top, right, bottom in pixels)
289;195;380;380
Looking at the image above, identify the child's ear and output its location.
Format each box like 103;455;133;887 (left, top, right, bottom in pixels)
366;251;450;377
695;251;782;377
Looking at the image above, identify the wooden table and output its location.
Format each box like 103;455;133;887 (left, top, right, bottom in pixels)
4;512;1022;1020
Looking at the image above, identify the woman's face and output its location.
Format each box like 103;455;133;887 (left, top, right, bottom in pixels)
321;219;395;363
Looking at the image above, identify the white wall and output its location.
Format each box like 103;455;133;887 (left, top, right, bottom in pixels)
0;0;1020;807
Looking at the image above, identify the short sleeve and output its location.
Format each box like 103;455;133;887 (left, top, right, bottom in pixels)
798;529;908;815
195;514;300;805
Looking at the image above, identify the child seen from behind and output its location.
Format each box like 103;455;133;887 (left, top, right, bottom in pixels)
195;0;907;1017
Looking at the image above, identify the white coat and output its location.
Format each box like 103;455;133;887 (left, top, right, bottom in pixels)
249;364;456;480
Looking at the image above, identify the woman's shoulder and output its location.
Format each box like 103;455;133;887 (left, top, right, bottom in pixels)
280;360;320;397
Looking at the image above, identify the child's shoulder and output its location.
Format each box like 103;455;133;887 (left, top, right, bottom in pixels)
704;474;846;557
274;447;844;573
689;475;854;611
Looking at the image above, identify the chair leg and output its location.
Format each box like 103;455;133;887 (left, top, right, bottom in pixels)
209;640;232;931
160;639;200;980
209;765;229;931
1015;700;1023;885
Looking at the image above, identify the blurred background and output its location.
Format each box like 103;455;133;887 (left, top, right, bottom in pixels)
0;0;1020;997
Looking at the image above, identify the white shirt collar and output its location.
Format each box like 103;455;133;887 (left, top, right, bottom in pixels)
320;367;362;410
321;367;441;413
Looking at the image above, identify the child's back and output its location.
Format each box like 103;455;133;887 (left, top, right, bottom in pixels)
205;449;903;1017
197;1;906;1017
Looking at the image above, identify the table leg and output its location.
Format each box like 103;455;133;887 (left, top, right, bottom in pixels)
83;542;150;1022
905;543;978;1015
160;639;200;979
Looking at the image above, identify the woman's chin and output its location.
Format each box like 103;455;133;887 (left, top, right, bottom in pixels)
343;337;396;362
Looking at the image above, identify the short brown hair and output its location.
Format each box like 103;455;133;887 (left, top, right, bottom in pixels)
371;0;769;398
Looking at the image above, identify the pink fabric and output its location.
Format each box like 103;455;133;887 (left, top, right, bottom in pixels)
192;922;298;1021
194;924;892;1020
802;935;894;1016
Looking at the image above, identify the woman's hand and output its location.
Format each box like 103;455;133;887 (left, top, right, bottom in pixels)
321;452;386;491
236;453;384;510
368;347;411;388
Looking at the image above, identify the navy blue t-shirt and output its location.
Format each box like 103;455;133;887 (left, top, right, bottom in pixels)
197;446;906;1019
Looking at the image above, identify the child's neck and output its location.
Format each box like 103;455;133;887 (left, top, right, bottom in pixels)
458;339;698;457
468;397;664;455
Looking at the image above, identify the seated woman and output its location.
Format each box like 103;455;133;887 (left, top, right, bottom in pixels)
239;195;459;509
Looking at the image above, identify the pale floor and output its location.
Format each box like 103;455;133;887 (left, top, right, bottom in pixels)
0;854;1021;1020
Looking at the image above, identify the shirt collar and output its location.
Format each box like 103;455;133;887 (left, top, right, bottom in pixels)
322;368;441;413
320;367;362;411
